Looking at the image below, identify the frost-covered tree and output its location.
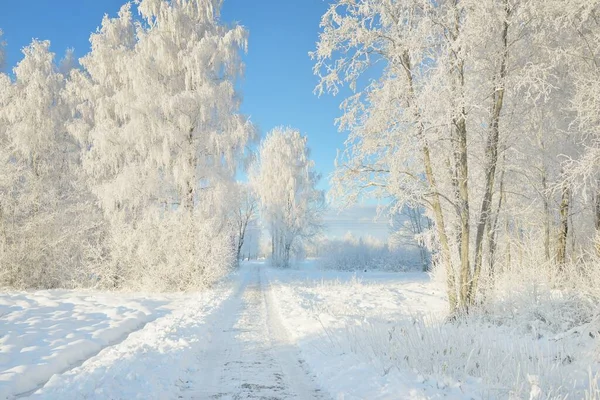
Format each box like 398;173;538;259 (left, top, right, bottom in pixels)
0;40;101;288
66;0;253;290
390;207;431;271
231;183;258;264
250;127;324;268
239;218;261;261
545;1;600;249
313;0;563;312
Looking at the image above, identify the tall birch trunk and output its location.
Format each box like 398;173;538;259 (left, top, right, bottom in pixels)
401;50;458;312
542;172;551;262
594;185;600;255
556;180;570;268
468;0;510;307
487;158;505;282
448;2;471;311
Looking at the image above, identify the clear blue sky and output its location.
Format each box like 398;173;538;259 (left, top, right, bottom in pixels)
0;0;390;239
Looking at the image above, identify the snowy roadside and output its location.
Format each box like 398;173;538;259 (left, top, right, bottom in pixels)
0;290;166;398
22;281;233;400
265;264;600;399
264;265;477;399
0;281;233;399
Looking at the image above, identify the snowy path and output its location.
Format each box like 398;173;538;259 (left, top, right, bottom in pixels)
179;264;326;399
17;264;326;400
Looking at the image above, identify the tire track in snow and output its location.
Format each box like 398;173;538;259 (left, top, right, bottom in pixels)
180;264;327;400
260;267;328;399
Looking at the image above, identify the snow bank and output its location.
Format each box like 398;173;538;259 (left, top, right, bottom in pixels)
0;290;175;398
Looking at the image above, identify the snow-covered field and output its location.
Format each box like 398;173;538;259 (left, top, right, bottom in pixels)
1;261;598;399
0;288;231;398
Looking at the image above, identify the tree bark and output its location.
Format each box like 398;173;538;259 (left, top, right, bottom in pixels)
595;187;600;254
400;50;458;312
487;158;505;284
468;0;510;307
542;171;551;262
556;181;570;268
448;4;471;311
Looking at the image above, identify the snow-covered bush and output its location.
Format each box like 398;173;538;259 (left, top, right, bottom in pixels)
319;234;422;272
426;236;600;336
315;271;600;399
97;209;234;291
328;315;600;399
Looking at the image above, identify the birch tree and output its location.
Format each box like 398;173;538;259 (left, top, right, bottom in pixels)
250;127;324;268
0;40;101;288
67;0;253;290
313;0;551;313
548;1;600;252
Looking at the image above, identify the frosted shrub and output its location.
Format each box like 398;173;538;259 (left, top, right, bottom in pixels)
319;236;422;272
478;255;600;336
317;247;600;398
96;210;234;292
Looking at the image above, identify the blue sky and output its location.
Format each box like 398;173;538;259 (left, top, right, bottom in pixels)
0;0;390;239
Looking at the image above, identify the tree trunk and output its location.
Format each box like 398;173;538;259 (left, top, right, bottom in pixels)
271;227;276;264
400;50;458;313
543;172;551;262
556;181;570;268
236;219;247;266
445;1;471;313
455;114;471;312
469;0;510;307
184;127;196;213
487;159;505;283
595;187;600;254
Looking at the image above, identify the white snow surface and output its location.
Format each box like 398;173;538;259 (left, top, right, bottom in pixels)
264;260;477;399
1;264;328;399
0;288;216;399
4;260;593;399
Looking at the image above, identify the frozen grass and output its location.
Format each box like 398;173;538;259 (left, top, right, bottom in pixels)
270;261;600;399
323;314;599;398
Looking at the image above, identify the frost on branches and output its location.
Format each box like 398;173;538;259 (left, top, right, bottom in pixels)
0;0;253;291
250;127;324;268
0;41;102;289
0;29;5;69
313;0;600;313
65;0;253;290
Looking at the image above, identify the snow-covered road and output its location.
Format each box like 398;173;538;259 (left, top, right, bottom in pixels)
177;264;326;399
8;264;326;400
